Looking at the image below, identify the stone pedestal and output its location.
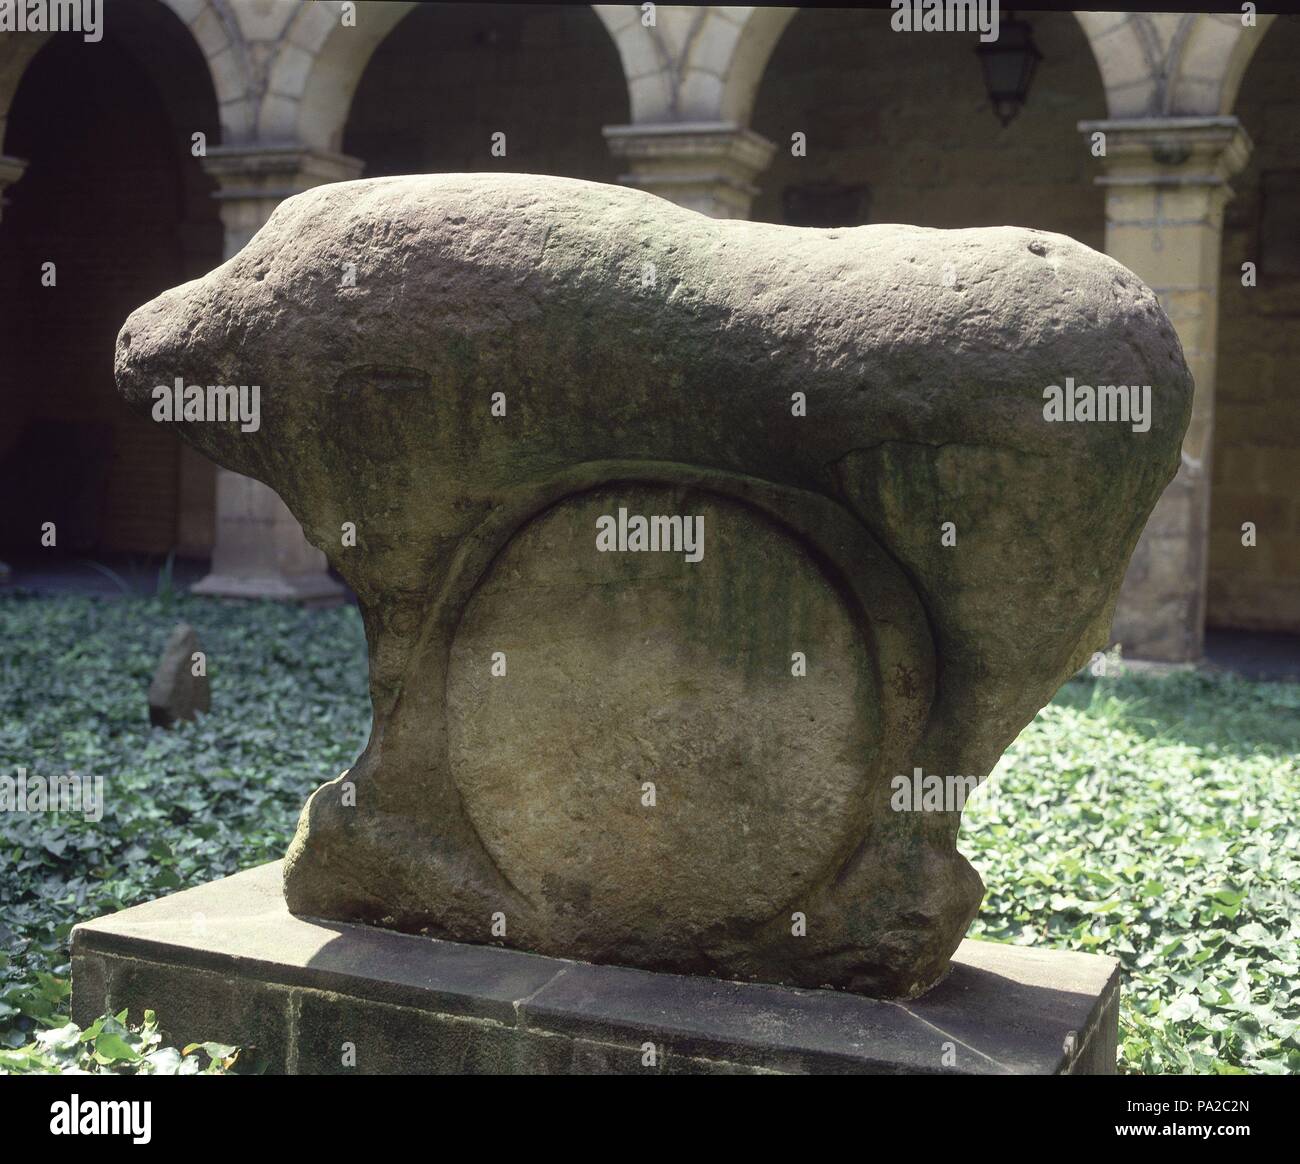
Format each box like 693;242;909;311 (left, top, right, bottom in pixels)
604;121;776;218
191;145;362;602
1080;116;1253;662
72;862;1119;1075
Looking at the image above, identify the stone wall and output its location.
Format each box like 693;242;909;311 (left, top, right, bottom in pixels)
749;9;1105;249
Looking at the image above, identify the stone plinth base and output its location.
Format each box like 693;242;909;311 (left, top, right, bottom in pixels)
189;571;345;605
71;863;1119;1075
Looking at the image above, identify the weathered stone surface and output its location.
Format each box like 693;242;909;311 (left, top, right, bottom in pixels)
147;623;209;728
114;173;1191;997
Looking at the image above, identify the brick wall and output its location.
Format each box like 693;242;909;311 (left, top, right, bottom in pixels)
1209;15;1300;633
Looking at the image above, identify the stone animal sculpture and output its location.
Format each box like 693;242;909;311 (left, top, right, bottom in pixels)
115;174;1191;997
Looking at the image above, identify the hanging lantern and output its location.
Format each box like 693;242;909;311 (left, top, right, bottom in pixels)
975;15;1043;127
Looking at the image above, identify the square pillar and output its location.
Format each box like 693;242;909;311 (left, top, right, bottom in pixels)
1078;117;1252;661
192;145;363;602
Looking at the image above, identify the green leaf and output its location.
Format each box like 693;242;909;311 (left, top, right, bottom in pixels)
92;1031;143;1064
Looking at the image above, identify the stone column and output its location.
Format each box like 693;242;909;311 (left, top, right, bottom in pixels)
191;145;363;603
0;155;26;586
603;122;776;219
192;469;345;602
1078;117;1252;662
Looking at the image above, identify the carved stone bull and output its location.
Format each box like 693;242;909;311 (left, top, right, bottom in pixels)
115;173;1190;997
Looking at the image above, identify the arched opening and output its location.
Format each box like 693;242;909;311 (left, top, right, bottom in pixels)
1209;15;1300;640
747;9;1105;246
0;0;222;564
342;3;628;180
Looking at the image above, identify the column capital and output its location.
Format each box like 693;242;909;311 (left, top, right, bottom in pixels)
603;121;777;220
201;143;365;261
1077;116;1253;189
201;143;364;202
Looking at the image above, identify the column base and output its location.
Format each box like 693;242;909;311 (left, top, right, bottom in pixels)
72;862;1120;1075
190;571;345;605
195;469;346;606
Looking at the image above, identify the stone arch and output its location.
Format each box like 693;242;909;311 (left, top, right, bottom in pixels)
722;10;1151;129
1167;12;1278;116
1205;13;1297;637
288;3;636;157
0;34;49;153
592;3;675;122
0;0;226;558
591;5;799;127
270;1;416;153
159;0;255;141
343;5;628;183
1071;12;1167;118
692;6;795;125
1;1;246;152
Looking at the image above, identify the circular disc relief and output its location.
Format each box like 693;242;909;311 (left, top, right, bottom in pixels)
446;483;879;945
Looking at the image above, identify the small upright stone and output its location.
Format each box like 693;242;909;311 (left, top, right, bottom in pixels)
148;623;209;728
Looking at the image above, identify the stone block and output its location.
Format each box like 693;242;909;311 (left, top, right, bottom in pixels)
72;863;1120;1075
146;623;209;728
